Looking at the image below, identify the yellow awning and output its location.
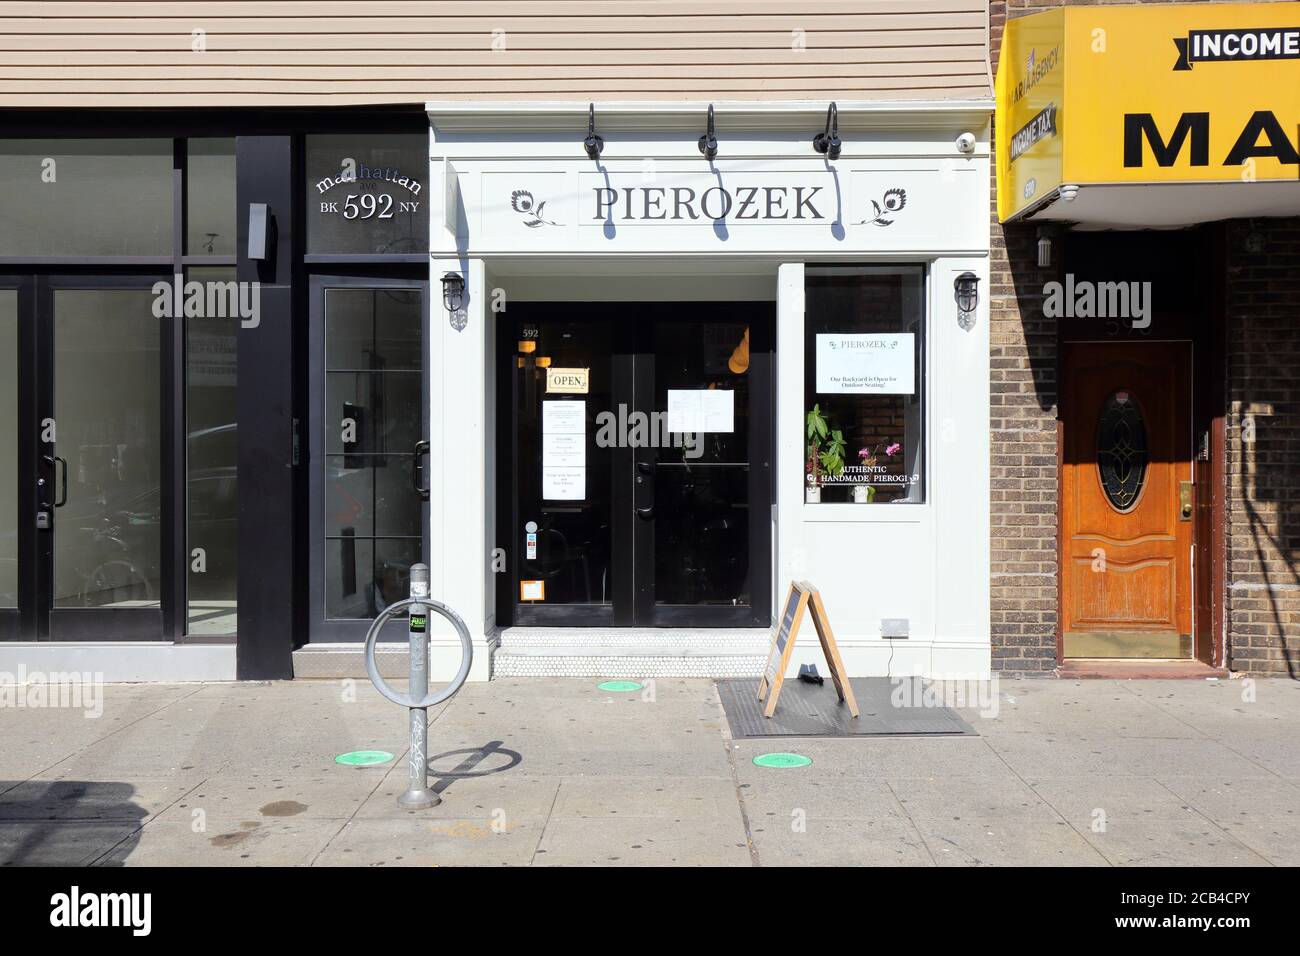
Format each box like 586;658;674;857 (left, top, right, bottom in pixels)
996;3;1300;227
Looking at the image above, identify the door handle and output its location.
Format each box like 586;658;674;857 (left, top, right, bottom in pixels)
42;455;68;507
636;506;654;520
412;440;430;501
56;456;68;507
1178;480;1193;521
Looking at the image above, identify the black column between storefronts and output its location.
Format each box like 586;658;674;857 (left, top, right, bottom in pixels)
235;136;296;679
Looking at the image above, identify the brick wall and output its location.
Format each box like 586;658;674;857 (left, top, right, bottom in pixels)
989;0;1061;675
990;0;1300;676
1226;217;1300;677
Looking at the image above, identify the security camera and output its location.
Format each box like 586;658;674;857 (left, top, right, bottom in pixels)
955;131;977;154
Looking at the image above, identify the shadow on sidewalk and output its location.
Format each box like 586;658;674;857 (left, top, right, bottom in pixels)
0;780;145;866
426;740;522;797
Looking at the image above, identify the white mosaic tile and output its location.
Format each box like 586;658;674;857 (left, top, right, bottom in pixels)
492;627;772;678
493;654;767;679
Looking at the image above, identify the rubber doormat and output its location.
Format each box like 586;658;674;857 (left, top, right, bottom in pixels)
716;678;978;738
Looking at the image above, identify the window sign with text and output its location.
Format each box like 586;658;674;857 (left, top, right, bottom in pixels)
816;333;916;395
305;134;429;255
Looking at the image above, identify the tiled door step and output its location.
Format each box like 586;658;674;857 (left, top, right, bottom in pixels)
493;627;771;678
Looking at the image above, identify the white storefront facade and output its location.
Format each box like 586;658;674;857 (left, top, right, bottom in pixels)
424;101;993;681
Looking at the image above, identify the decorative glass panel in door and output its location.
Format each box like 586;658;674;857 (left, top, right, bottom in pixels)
1097;391;1149;513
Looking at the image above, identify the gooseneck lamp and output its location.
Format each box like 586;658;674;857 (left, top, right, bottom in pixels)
813;102;842;160
698;104;718;161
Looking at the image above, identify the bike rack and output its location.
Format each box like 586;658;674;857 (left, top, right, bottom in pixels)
361;563;473;808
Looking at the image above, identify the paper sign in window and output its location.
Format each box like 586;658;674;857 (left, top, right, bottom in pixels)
543;432;585;468
816;333;915;394
666;389;734;434
542;400;586;500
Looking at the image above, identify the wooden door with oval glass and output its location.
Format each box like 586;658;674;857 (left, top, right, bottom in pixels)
1062;342;1193;658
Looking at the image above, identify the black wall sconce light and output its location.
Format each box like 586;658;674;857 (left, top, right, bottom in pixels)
584;103;604;161
698;104;718;161
954;272;980;331
813;102;841;160
441;271;466;314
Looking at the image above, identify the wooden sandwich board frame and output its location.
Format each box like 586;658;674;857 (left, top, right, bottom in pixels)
758;581;859;719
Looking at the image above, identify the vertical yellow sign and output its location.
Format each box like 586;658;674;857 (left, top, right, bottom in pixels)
996;10;1066;221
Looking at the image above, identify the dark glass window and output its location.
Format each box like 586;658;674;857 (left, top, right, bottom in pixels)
52;289;162;608
0;291;15;607
804;266;926;504
0;139;173;256
185;267;239;635
1097;391;1148;512
305;134;429;255
186;139;236;256
322;288;424;619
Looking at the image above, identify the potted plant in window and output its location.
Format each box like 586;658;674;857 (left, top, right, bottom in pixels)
806;404;846;503
854;441;901;503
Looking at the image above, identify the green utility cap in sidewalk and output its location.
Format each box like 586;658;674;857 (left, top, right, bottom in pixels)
597;680;644;692
335;750;395;767
753;752;813;769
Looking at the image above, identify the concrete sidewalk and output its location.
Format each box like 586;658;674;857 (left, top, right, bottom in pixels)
1;676;1297;866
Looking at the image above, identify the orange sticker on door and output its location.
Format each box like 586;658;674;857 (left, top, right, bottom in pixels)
520;580;545;601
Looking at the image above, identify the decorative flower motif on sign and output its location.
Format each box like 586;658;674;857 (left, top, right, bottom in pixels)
511;189;561;228
856;188;908;226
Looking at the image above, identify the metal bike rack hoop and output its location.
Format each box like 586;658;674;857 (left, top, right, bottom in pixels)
362;597;474;709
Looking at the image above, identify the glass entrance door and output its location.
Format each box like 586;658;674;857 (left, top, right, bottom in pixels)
308;276;429;641
3;276;172;640
501;303;773;628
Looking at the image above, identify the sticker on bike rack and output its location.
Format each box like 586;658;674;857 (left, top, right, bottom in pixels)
335;750;395;767
752;752;812;769
597;680;643;692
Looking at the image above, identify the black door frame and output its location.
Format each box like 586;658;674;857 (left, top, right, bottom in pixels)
9;272;176;640
0;273;31;641
306;272;429;642
497;301;774;629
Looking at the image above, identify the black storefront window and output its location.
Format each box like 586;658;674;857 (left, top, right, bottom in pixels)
804;266;926;505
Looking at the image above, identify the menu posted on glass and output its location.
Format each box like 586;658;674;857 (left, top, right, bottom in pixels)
542;400;586;501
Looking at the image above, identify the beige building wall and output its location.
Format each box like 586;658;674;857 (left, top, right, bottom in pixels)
0;1;991;106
